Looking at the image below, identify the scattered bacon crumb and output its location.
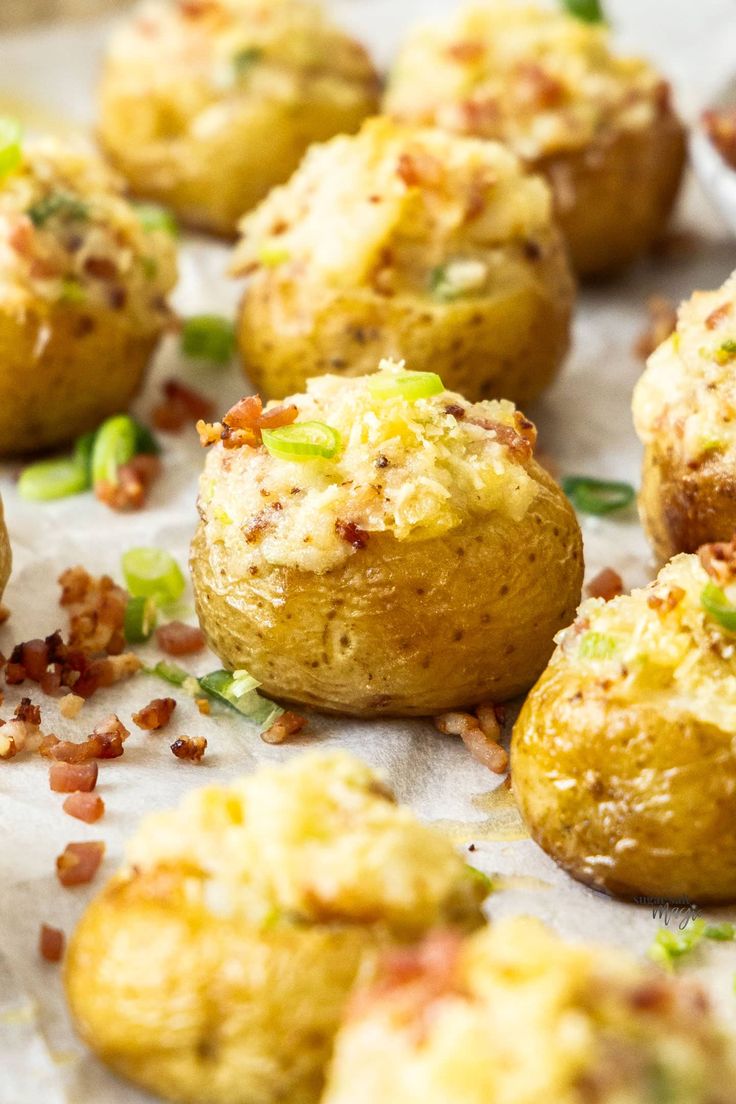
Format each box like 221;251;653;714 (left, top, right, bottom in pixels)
335;519;369;550
467;413;536;460
647;586;686;615
195;697;211;716
39;924;64;963
634;295;677;361
49;760;98;793
258;404;299;431
706;301;733;331
63;793;105;824
59;567;127;655
42;714;130;762
350;931;462;1020
699;537;736;585
435;705;508;773
396;149;443;188
703;106;736;170
155;621;205;656
59;693;84;719
152;379;215;433
95;454;161;512
514;61;565;108
132;696;176;731
0;698;44;760
586;568;624;602
199;395;299;450
56;841;105;887
261;711;306;745
170;736;207;762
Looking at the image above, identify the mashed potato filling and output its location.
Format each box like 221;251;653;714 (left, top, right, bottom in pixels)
198;362;540;574
385;1;665;160
557;550;736;731
232;117;553;295
633;271;736;465
125;750;482;933
0;139;176;323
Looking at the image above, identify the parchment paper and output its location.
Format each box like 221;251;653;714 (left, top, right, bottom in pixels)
2;3;736;1101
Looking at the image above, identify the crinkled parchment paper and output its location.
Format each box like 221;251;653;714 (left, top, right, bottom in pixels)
1;2;736;1101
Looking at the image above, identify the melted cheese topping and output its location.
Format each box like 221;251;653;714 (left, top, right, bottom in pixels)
125;750;483;933
231;116;554;295
633;271;736;465
385;1;666;160
198;362;540;574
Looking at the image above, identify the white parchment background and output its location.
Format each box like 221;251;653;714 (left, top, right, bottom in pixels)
1;2;736;1101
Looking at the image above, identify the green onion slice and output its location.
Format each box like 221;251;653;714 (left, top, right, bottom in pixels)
124;595;158;644
181;315;236;365
579;631;617;660
262;421;341;461
17;456;89;502
0;117;22;181
199;668;284;729
562;476;635;516
701;582;736;631
560;0;605;23
134;202;179;237
146;660;188;687
368;370;444;402
122;547;186;606
233;45;263;75
91;414;138;488
27;191;88;227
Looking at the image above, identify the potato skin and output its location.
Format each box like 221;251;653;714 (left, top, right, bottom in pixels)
237;234;574;405
0;497;11;599
65;869;384;1104
191;462;583;716
0;301;159;455
538;108;686;278
638;443;736;566
512;664;736;902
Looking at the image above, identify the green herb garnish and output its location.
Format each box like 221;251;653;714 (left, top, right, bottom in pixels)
124;595;158;644
262;421;341;462
560;0;605;23
701;582;736;632
135;202;179;237
368;369;444;402
122;547;186;607
649;918;736;971
199;669;284;729
715;339;736;365
28;191;88;227
579;631;617;660
181;314;236;365
233;46;263;76
17;456;89;502
562;476;635;516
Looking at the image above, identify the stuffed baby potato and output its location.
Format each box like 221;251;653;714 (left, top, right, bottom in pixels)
634;271;736;564
324;918;736;1104
385;1;685;277
65;751;486;1104
0;132;176;455
190;363;583;716
232;117;574;405
0;497;11;600
513;540;736;902
98;0;380;236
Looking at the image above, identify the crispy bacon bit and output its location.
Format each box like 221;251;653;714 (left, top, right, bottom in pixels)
43;714;129;762
0;698;44;759
699;537;736;585
706;301;733;331
647;586;686;615
444;403;466;420
435;707;508;773
152;379;215;432
335;520;369;549
84;256;118;281
156;621;205;656
351;931;462;1020
49;760;98;793
467;415;536;460
261;711;306;745
59;567;127;655
396;150;443;189
634;295;677;360
198;395;301;451
170;736;207;762
703;106;736;170
258;404;299;430
5;662;25;685
56;841;105;887
514;62;565;108
243;509;278;544
95;454;161;512
59;693;84;719
9;216;34;257
224;394;263;430
446;39;485;64
132;696;177;731
196;419;225;447
63;793;105;823
39;924;65;963
586;568;624;602
20;639;48;681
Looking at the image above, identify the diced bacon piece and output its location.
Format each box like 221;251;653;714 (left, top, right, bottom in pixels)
63;793;105;823
261;711;306;745
132;697;176;731
56;841;105;887
170;736;207;762
224;395;263;430
258;404;298;430
152;379;215;432
49;760;98;793
586;567;624;602
39;924;65;963
156;621;205;656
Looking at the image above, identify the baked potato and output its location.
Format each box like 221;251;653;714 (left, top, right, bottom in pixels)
323;917;736;1104
0;497;11;600
512;540;736;902
190;363;583;716
634;271;736;564
232;117;574;406
384;1;686;278
98;0;380;236
65;751;487;1104
0;134;176;455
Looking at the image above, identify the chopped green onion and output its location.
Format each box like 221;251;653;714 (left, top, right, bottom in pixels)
562;476;635;516
262;421;341;462
91;414;138;488
122;547;186;606
145;660;189;687
560;0;605;22
649;918;736;971
467;865;495;897
28;191;88;227
17;456;89;502
715;339;736;365
705;922;736;941
59;277;86;304
124;595;158;644
199;668;284;729
73;431;97;481
257;241;291;267
701;582;736;631
368;369;444;402
133;420;161;457
579;631;617;660
134;202;179;237
181;315;236;365
233;46;263;75
0;117;22;181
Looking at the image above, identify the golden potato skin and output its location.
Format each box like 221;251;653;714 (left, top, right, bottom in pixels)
0;497;11;599
638;443;736;566
191;462;583;716
65;869;382;1104
237;237;574;405
512;665;736;902
539;110;686;277
0;302;158;456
